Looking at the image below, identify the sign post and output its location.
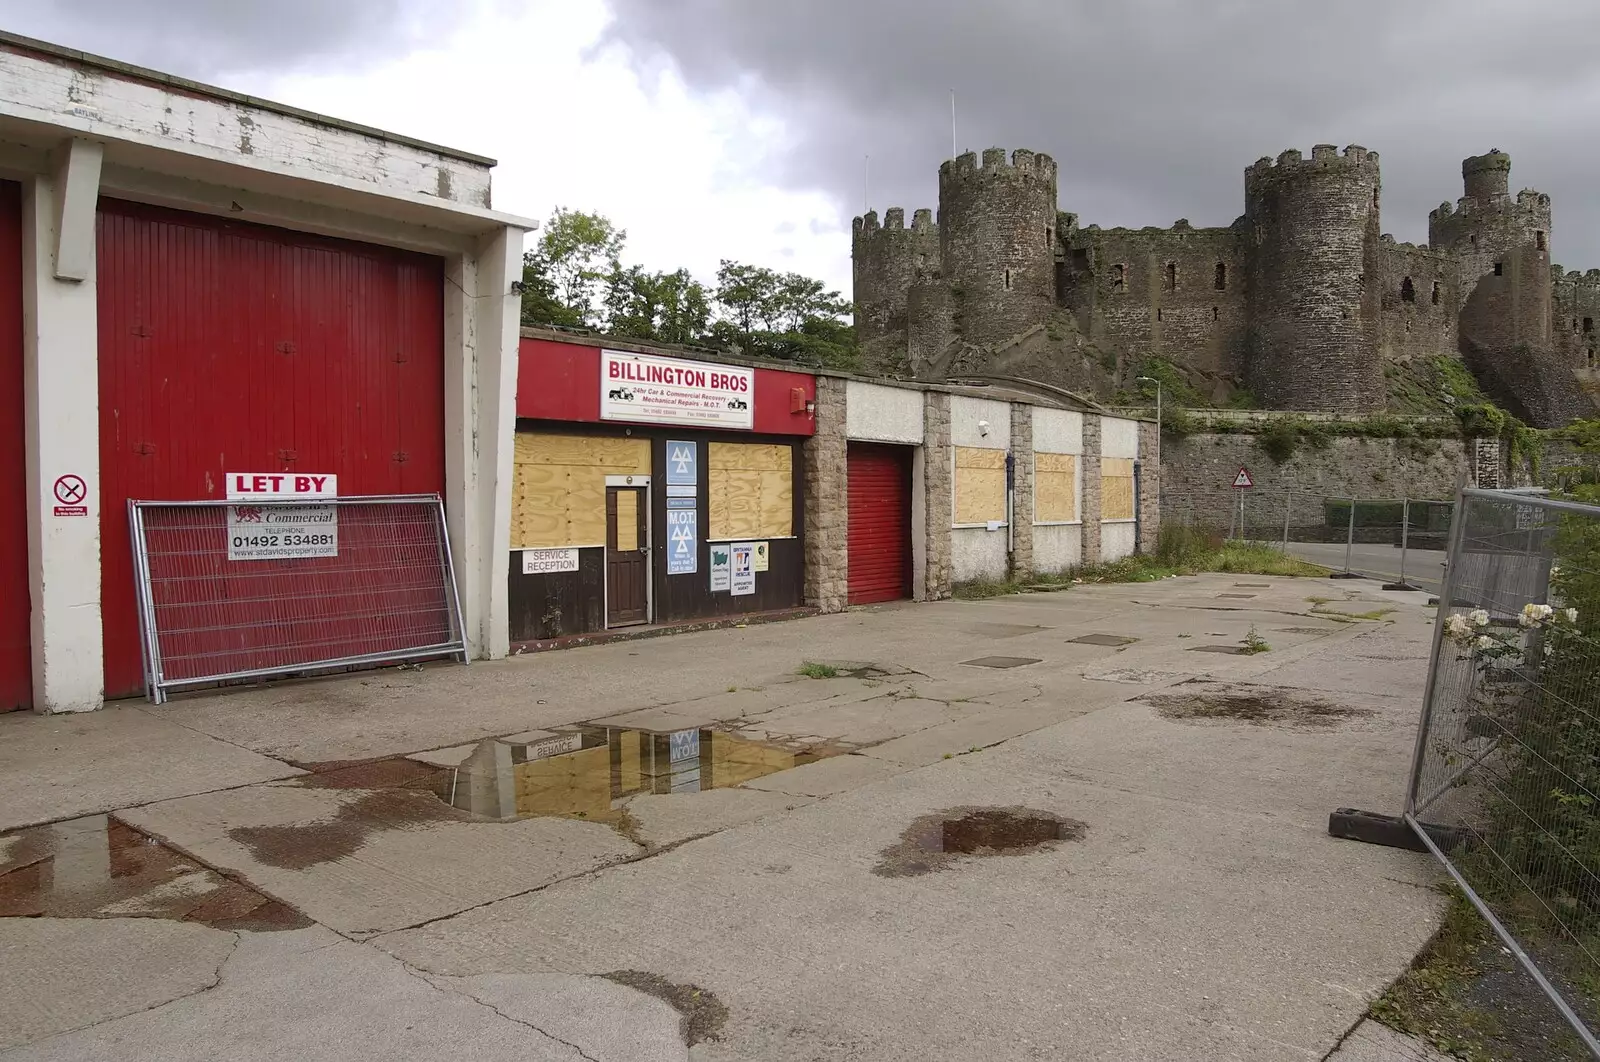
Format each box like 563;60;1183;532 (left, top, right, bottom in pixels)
1231;466;1253;541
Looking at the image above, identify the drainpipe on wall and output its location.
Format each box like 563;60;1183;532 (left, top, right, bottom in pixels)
1005;449;1016;573
1133;460;1143;555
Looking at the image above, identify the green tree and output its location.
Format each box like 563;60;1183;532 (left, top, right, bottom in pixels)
604;265;711;345
521;207;626;328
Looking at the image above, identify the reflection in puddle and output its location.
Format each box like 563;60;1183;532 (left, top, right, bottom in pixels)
435;727;838;830
295;726;841;840
0;816;310;931
873;806;1088;878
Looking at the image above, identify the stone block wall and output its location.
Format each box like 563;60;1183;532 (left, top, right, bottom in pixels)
922;391;953;599
1138;421;1161;555
1009;403;1034;577
1081;416;1103;565
803;375;849;612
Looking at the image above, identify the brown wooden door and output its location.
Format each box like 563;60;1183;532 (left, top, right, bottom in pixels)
607;486;649;626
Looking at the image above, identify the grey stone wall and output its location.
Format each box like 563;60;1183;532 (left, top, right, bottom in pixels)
922;391;953;599
907;277;955;377
1379;239;1458;361
803;375;849;612
1161;431;1469;533
938;148;1058;347
1138;421;1161;555
1009;403;1034;577
1062;222;1248;387
1081;416;1102;565
1244;146;1385;412
1552;267;1600;372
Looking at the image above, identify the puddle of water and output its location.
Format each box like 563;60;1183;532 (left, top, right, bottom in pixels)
601;970;728;1046
1;815;310;931
873;806;1087;878
1142;689;1373;728
268;726;843;856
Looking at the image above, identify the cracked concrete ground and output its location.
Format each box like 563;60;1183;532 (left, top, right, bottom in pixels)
0;574;1456;1060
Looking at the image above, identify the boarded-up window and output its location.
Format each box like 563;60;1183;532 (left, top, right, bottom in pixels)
709;442;793;540
512;433;650;548
1101;457;1136;521
954;446;1007;525
1034;452;1078;523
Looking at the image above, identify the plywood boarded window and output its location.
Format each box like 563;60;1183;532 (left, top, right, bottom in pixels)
1034;452;1078;523
954;446;1007;525
512;433;650;548
709;442;793;540
1101;457;1136;522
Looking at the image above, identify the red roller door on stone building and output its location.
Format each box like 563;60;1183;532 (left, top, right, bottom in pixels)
0;181;30;711
847;443;912;605
96;199;447;699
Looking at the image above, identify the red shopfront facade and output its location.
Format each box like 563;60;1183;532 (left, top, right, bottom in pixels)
511;334;816;643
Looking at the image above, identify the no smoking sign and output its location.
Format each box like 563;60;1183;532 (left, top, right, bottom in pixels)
53;474;88;517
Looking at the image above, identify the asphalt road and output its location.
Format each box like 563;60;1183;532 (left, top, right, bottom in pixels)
1286;541;1447;595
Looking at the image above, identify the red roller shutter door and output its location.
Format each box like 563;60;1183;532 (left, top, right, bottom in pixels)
0;181;29;711
847;443;911;605
96;199;446;699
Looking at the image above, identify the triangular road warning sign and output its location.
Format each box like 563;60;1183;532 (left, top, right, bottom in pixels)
1232;467;1254;489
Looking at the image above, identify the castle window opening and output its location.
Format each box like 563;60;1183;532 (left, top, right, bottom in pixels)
1212;306;1219;321
1470;234;1478;245
1590;347;1597;370
1111;263;1125;292
1072;249;1089;271
1164;262;1177;292
1214;263;1227;290
1400;277;1416;304
1157;308;1163;321
1372;188;1380;209
1537;231;1546;251
1494;262;1503;276
1004;269;1011;290
1432;282;1441;306
1046;226;1053;249
1585;317;1593;335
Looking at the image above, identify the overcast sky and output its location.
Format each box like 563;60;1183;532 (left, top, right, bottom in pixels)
7;0;1600;294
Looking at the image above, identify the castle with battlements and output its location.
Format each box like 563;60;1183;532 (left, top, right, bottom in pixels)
852;146;1600;427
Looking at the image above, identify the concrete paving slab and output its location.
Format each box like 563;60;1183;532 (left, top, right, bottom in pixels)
858;702;1108;767
624;787;808;848
118;783;640;936
375;756;1444;1061
0;917;236;1051
736;695;974;748
586;706;727;731
737;754;909;797
0;926;643;1062
1326;1019;1455;1061
430;972;690;1062
0;706;302;831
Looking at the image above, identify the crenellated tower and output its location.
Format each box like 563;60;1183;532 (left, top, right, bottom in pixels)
851;206;938;348
1243;144;1384;411
937;148;1059;347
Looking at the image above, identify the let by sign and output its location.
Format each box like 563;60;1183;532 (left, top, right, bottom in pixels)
226;473;338;501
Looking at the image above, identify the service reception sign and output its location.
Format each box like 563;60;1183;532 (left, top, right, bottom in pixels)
600;350;754;430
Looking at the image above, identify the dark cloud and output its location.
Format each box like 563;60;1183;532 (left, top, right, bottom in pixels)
0;0;473;81
600;0;1600;266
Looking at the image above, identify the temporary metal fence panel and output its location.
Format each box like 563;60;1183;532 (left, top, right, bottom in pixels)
1407;488;1600;1056
130;494;467;704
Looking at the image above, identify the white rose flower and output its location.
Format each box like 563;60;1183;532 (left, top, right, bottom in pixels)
1470;609;1490;627
1546;644;1555;657
1566;608;1579;624
1520;604;1539;628
1445;615;1471;639
1477;635;1496;651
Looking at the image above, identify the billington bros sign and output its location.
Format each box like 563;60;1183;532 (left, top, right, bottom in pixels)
600;350;755;430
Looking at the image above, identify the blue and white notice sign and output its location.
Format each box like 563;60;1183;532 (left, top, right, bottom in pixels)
667;507;698;575
667;441;697;486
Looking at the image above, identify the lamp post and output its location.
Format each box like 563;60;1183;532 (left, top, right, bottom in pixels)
1136;375;1162;430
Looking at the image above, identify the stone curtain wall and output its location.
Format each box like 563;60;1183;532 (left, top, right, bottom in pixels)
1138;421;1161;555
803;375;849;611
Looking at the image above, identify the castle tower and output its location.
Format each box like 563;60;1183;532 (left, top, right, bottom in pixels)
851;207;939;346
1244;145;1384;411
1428;151;1561;420
937;148;1058;347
